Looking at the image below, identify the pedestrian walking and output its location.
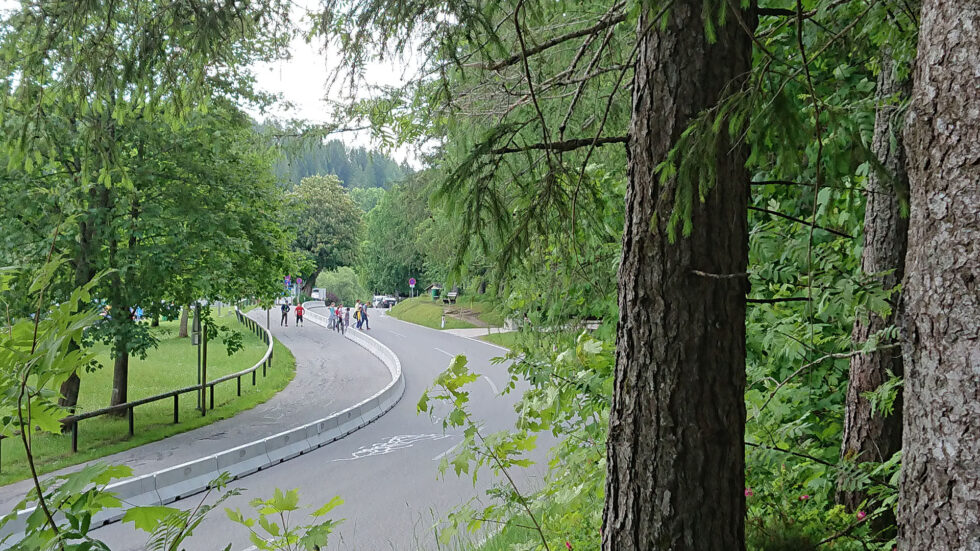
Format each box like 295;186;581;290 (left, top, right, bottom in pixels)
280;302;290;327
335;304;345;334
344;307;351;328
295;303;305;327
360;302;370;330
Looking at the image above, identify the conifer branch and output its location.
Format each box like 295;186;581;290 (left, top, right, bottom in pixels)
491;135;627;155
469;5;627;72
748;206;853;238
747;297;810;303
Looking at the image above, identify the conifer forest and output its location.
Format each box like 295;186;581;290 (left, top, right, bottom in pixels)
0;0;977;550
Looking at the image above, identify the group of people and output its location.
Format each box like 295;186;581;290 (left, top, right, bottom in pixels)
326;300;371;333
279;301;305;327
277;299;371;333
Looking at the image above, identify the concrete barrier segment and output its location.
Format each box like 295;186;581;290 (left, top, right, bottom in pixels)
153;455;220;504
215;442;274;479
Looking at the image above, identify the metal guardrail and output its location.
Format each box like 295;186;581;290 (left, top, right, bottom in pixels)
0;304;275;472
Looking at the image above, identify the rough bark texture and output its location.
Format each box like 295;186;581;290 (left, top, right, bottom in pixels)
601;2;753;549
838;53;909;512
110;337;129;408
58;213;95;413
898;1;980;549
178;306;189;338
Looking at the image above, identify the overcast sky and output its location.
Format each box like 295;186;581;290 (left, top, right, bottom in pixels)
249;3;422;166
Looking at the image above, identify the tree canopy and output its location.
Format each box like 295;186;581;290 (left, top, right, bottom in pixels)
285;174;363;294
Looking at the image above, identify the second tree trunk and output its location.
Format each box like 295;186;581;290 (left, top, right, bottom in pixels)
602;2;753;549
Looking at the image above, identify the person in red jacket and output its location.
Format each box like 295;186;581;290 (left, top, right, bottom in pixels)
295;303;305;327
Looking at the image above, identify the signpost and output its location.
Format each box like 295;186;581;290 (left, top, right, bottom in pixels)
409;277;416;298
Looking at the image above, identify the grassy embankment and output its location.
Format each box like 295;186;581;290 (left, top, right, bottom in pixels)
388;295;508;330
0;308;295;486
478;332;520;349
388;296;476;329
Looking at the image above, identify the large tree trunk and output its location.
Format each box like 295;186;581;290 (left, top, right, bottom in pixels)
897;1;980;548
838;52;910;512
178;305;189;338
60;185;109;419
302;269;320;296
59;194;98;422
601;2;753;550
110;334;129;409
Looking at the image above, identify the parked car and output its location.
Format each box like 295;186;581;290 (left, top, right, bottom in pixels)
382;296;398;308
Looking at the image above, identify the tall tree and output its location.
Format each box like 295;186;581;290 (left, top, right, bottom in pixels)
838;52;910;510
0;0;290;416
286;175;362;294
601;1;753;549
898;0;979;548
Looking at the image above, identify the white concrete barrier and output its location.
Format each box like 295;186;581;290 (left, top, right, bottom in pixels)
154;455;220;504
264;426;314;464
215;442;274;479
0;303;406;547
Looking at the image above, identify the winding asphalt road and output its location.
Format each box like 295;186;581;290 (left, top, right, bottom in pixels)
92;309;547;550
0;312;388;515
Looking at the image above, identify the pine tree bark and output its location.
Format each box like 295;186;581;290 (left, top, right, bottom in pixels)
898;0;980;548
838;52;909;512
178;305;189;338
601;2;753;549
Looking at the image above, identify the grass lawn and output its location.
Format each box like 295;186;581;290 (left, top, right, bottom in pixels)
479;332;520;349
456;295;508;327
388;297;477;329
0;309;295;486
389;295;509;329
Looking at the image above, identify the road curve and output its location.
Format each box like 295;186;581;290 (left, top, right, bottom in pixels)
93;309;546;550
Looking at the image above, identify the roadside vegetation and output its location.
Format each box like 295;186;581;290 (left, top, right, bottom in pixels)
0;313;295;486
388;295;509;330
0;0;977;549
478;332;520;350
388;297;476;330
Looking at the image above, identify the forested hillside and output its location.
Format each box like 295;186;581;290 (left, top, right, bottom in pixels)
272;138;412;189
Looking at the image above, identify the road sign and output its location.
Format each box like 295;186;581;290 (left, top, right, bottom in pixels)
409;277;416;287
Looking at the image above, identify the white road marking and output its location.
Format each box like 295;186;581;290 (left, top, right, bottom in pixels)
482;375;500;395
463;335;511;352
432;440;461;461
434;347;455;358
332;434;452;462
387;330;407;338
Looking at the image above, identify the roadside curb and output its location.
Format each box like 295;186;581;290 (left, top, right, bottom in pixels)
0;307;404;545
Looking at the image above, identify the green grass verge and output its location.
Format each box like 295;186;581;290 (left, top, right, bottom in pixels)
0;310;295;486
388;297;477;329
478;332;520;349
456;295;508;327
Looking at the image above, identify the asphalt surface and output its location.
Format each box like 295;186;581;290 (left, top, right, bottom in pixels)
0;309;389;514
91;309;548;550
